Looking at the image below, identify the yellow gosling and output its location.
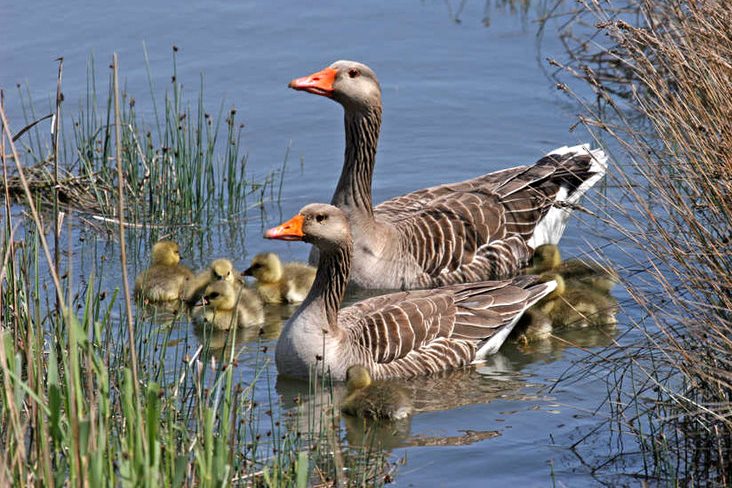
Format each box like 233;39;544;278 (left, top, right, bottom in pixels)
537;273;618;329
527;244;619;293
182;258;244;305
193;281;264;330
340;365;413;420
134;240;193;303
243;252;316;304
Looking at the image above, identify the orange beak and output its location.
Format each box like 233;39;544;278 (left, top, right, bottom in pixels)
288;67;337;98
264;214;305;241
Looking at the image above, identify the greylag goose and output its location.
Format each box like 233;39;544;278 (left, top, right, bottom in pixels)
192;280;264;330
289;61;608;289
183;258;244;305
534;273;618;328
242;252;316;304
265;203;557;380
134;240;193;303
524;244;618;293
341;365;413;420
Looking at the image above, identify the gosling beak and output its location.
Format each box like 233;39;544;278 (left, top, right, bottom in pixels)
288;67;337;98
242;266;254;277
264;214;305;241
200;297;210;306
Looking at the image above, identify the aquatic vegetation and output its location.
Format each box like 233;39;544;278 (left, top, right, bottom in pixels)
6;48;287;238
0;54;394;486
552;0;732;483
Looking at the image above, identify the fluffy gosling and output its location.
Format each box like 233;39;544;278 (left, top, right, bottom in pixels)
192;281;264;330
134;240;193;303
243;252;316;304
183;258;243;305
536;273;618;328
527;244;618;293
340;365;413;421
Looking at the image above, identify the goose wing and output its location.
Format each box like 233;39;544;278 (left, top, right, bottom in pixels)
340;289;457;364
338;278;555;378
374;151;602;283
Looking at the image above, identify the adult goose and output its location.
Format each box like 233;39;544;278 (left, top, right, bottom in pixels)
265;203;556;380
289;61;608;289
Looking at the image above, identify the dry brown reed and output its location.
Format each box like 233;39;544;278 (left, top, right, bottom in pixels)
551;0;732;483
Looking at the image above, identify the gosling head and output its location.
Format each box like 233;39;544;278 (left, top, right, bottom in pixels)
345;365;372;392
211;258;235;282
289;60;381;114
202;281;236;311
151;240;181;266
264;203;350;252
242;253;283;283
532;244;561;272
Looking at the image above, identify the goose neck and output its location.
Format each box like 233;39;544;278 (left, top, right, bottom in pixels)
302;238;352;334
332;108;382;219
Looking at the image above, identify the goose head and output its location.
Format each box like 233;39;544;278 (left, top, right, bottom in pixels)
532;244;562;272
345;365;372;392
210;258;235;282
289;60;381;113
242;252;283;283
151;240;181;266
202;281;236;311
264;203;351;251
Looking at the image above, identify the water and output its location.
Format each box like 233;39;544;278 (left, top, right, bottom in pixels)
1;0;642;485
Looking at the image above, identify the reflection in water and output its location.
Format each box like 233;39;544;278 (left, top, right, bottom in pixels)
275;360;527;451
191;302;293;351
136;301;187;324
503;324;619;367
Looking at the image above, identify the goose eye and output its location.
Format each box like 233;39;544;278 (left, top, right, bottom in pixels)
316;214;327;223
348;68;360;79
208;292;220;299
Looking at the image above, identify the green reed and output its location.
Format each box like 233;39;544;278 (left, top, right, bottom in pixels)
0;51;394;486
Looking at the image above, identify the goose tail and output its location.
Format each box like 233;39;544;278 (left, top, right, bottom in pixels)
527;143;608;249
474;277;557;359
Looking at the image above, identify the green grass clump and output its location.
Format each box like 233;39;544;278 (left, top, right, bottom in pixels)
8;47;286;234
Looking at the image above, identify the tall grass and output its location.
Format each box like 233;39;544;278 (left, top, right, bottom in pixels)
7;47;286;236
0;52;392;486
550;0;732;483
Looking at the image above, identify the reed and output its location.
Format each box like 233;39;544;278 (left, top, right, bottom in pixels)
0;52;394;486
550;0;732;483
5;47;284;237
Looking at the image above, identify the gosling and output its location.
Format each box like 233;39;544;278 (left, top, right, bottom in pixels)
183;258;243;305
536;273;618;329
134;240;193;303
340;365;413;421
527;244;618;293
192;281;264;330
242;252;316;304
510;308;553;345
